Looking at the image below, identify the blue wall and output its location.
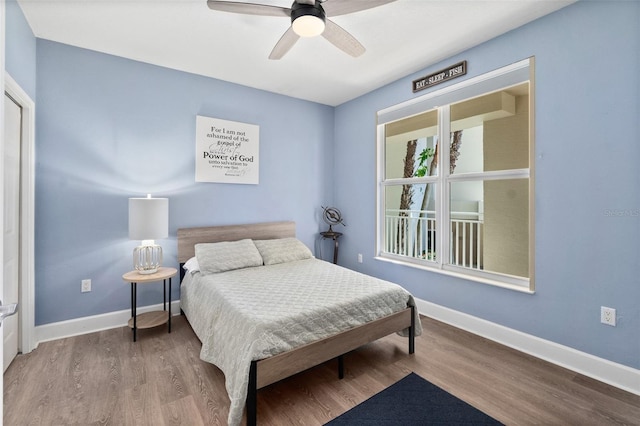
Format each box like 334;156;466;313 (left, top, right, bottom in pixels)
5;0;638;370
5;0;36;99
34;41;335;325
333;1;640;369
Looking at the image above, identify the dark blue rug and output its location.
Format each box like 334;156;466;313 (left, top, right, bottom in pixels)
325;373;502;425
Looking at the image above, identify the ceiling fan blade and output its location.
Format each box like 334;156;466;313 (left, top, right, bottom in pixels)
322;19;365;57
206;0;290;18
269;27;300;60
322;0;397;17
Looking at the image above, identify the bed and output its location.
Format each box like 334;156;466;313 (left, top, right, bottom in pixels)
177;221;422;426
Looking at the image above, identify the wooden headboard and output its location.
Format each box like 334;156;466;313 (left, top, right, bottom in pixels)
177;221;296;264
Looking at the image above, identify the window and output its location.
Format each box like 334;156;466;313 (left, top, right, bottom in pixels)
377;59;534;291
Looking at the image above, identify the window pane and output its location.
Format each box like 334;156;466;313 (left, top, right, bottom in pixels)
384;183;437;260
385;110;439;179
449;83;529;174
449;179;529;278
449;181;484;269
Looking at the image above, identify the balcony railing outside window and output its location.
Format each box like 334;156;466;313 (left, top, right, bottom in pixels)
385;209;483;270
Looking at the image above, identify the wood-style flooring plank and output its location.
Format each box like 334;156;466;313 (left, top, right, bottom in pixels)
162;395;206;426
4;315;640;426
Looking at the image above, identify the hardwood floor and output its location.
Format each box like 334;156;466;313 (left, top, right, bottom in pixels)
4;315;639;425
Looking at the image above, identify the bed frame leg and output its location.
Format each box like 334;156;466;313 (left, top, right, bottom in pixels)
409;305;416;354
337;355;344;379
247;361;258;426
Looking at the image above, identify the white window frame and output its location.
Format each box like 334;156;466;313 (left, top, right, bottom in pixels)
376;58;535;293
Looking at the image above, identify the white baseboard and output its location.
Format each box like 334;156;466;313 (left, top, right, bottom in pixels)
415;298;640;396
34;300;182;345
33;298;639;395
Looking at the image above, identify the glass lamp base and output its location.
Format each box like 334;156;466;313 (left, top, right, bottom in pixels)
133;243;163;274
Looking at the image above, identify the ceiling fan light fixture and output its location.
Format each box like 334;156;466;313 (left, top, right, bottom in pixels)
292;15;325;37
291;3;326;38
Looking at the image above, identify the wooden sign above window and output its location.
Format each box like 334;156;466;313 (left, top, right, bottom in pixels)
412;61;467;93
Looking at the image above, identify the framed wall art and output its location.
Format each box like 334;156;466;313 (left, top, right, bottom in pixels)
195;115;259;184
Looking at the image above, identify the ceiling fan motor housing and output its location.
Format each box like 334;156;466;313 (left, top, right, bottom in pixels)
291;2;326;37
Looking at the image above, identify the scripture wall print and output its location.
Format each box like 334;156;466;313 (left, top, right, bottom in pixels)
195;115;259;184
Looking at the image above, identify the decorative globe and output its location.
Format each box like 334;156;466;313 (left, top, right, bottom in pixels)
322;206;345;232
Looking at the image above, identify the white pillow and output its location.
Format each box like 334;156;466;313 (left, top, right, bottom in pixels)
195;239;263;274
253;238;313;265
182;256;200;275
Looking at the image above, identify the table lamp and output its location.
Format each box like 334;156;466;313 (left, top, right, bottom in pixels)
129;195;168;274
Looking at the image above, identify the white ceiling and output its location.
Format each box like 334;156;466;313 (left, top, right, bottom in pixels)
17;0;574;106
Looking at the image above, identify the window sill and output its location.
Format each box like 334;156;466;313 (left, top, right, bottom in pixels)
374;255;535;294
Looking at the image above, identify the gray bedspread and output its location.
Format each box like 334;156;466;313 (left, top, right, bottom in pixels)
180;258;422;426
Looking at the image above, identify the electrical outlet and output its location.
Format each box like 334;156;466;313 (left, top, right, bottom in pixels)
357;253;363;263
600;306;616;326
81;279;91;293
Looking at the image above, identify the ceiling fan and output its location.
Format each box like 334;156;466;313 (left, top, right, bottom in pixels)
206;0;397;59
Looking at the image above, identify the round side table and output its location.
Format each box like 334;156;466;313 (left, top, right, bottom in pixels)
122;266;177;342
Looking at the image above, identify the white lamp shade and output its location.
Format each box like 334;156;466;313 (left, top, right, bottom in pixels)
129;197;169;240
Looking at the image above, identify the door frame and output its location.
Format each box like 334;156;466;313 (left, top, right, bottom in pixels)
1;1;5;421
4;72;36;355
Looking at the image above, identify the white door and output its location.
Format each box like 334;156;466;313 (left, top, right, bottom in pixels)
3;93;21;372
